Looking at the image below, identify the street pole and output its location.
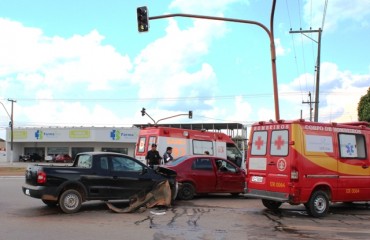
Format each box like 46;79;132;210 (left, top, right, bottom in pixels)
289;28;322;122
146;0;280;120
8;99;16;163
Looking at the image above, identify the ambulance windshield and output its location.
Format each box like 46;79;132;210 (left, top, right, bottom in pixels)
226;143;243;167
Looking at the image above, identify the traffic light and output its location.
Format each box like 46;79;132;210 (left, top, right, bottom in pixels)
141;108;146;116
137;6;149;32
189;111;193;119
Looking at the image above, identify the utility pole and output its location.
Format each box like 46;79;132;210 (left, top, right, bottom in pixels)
290;28;322;122
302;92;314;121
8;98;16;163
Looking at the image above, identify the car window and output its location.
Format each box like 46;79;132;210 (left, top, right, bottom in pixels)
192;158;213;170
77;155;92;168
111;156;142;172
99;156;109;170
165;156;188;166
216;159;237;173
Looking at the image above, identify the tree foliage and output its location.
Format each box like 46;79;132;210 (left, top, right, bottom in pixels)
358;87;370;122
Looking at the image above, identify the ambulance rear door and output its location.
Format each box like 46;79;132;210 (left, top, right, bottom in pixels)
248;126;291;201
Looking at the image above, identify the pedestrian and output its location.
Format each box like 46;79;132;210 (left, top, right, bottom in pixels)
145;143;162;169
163;146;173;163
204;151;210;155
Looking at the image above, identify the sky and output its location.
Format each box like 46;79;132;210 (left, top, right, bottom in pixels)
0;0;369;140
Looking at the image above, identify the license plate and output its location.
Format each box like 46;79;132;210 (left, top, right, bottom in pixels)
251;176;263;183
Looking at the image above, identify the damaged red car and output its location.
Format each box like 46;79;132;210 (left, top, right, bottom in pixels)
164;155;246;200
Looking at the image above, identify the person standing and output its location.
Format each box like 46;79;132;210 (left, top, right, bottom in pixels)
163;146;173;163
146;143;162;168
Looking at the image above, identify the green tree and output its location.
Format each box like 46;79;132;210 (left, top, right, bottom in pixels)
358;87;370;122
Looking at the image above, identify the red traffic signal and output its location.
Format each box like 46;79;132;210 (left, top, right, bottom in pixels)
137;6;149;32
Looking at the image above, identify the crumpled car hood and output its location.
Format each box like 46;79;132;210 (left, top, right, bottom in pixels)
155;166;177;178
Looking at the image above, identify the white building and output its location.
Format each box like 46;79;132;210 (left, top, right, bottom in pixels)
5;126;140;162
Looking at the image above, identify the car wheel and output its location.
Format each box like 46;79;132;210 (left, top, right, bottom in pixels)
42;199;58;208
59;189;82;214
262;199;282;210
307;190;329;218
177;183;195;200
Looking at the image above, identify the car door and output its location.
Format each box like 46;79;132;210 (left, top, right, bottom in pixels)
109;155;153;199
190;157;217;193
78;154;112;199
215;159;245;192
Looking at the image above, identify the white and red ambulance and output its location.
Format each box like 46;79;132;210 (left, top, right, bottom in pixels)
245;119;370;217
135;126;244;168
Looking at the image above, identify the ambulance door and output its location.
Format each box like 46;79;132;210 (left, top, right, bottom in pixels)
337;133;370;201
265;129;291;194
248;130;269;192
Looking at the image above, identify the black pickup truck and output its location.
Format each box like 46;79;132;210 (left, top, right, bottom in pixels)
22;152;177;213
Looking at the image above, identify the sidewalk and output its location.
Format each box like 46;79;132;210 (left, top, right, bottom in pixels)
0;161;30;168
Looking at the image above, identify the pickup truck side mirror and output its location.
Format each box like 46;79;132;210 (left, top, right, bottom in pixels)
141;167;148;175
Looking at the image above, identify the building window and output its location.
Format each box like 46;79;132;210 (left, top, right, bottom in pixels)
101;148;128;155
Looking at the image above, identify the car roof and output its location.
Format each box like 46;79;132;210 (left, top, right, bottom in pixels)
180;155;228;160
76;151;131;157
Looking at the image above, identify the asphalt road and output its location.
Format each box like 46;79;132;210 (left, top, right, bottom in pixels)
1;177;370;240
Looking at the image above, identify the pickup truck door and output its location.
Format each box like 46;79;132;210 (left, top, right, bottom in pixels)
109;155;154;199
79;155;112;199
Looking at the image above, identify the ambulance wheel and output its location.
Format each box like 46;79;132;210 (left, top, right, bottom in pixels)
177;183;195;200
307;190;329;218
262;199;282;210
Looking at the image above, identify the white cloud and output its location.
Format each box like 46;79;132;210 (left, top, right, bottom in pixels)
280;61;369;122
304;0;370;31
132;18;225;110
170;0;250;14
226;96;253;122
0;18;132;92
274;38;287;56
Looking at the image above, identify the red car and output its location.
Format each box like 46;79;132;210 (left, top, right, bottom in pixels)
164;155;246;200
55;154;73;163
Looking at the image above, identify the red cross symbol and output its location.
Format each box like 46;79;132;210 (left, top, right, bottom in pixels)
274;135;285;150
254;136;264;150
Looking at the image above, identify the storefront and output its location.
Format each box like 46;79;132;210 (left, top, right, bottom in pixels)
5;127;140;162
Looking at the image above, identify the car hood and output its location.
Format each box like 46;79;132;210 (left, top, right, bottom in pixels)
156;166;177;178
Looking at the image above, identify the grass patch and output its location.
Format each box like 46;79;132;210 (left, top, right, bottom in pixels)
0;167;26;176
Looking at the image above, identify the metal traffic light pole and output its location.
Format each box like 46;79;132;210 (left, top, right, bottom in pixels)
138;0;280;121
141;108;192;125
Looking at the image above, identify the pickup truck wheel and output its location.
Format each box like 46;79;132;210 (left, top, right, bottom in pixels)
59;189;82;214
177;183;195;200
262;199;282;210
42;200;58;208
307;190;329;218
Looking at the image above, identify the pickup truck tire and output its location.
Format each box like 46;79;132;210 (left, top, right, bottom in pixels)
307;190;329;218
262;199;282;210
42;200;58;208
59;189;82;214
177;183;195;200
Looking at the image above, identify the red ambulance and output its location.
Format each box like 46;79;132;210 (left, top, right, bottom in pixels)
245;119;370;217
135;126;244;168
